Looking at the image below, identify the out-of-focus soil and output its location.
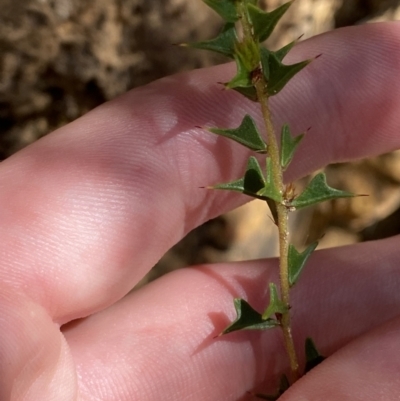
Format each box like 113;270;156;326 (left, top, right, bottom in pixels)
1;0;400;286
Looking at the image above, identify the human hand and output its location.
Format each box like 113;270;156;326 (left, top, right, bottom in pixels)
2;22;400;401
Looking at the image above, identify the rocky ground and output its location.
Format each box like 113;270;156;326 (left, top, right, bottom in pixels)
1;0;400;286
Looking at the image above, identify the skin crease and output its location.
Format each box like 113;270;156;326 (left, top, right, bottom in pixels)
1;21;400;400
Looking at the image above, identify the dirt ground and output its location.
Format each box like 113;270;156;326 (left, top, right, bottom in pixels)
1;0;400;285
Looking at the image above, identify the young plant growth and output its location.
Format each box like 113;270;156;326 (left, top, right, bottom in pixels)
185;0;355;397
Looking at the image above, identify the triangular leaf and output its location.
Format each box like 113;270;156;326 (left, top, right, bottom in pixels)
262;283;288;320
212;156;265;197
211;157;283;202
186;23;237;58
247;1;293;42
305;337;326;373
274;38;298;61
226;53;253;89
208;115;267;152
258;157;282;202
260;47;271;82
280;124;305;170
232;85;258;102
203;0;238;22
221;298;279;335
267;53;311;96
288;242;318;287
241;156;266;193
256;375;290;400
290;173;355;210
266;198;278;225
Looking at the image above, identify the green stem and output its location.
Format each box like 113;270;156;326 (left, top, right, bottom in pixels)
254;78;300;382
238;1;300;382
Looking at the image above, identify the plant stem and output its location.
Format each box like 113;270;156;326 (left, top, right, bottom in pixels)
256;80;300;380
254;77;300;382
238;2;300;382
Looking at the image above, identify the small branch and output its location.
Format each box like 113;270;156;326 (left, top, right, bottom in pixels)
237;1;300;383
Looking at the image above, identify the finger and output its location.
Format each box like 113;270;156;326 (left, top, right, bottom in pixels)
62;236;400;400
282;317;400;401
1;23;400;323
0;283;77;401
275;21;400;180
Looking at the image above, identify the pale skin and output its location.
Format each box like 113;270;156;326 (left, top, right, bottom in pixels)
2;22;400;401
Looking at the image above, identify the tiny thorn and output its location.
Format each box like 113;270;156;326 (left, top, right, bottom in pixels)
194;125;204;129
315;53;323;59
307;126;312;132
216;82;228;91
297;33;305;41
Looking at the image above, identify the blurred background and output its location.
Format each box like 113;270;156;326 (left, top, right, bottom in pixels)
1;0;400;286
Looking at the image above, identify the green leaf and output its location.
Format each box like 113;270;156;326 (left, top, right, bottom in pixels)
305;337;326;373
256;375;290;400
266;52;311;96
258;157;282;202
280;124;304;170
288;242;318;287
221;298;279;335
247;1;294;42
226;53;253;89
290;173;355;210
266;198;278;225
209;115;267;152
203;0;238;22
232;85;258;102
211;157;282;202
262;283;288;320
212;156;265;195
274;38;298;61
186;23;237;58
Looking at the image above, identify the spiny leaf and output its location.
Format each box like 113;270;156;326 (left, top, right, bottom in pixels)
203;0;238;23
226;53;253;89
232;85;258;101
258;157;282;202
247;1;294;42
221;298;279;335
209;157;282;202
280;124;305;170
288;242;318;287
185;22;237;58
211;156;265;196
208;115;267;152
290;173;355;210
274;37;300;61
305;337;326;373
262;283;288;320
266;198;278;225
235;37;261;71
256;375;290;400
266;52;311;96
